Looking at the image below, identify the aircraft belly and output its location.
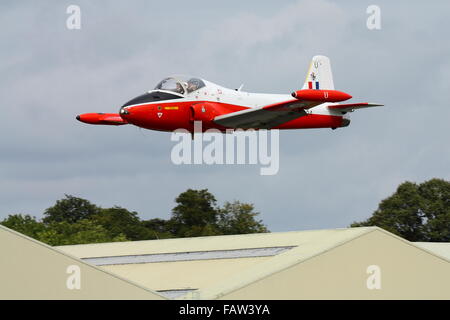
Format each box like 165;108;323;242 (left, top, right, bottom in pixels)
275;114;344;129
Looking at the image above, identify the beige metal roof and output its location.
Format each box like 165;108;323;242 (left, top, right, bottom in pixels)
57;227;372;258
56;227;376;297
3;223;448;299
414;242;450;261
0;225;166;300
56;227;450;299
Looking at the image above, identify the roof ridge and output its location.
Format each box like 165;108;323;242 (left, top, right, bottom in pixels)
56;226;378;249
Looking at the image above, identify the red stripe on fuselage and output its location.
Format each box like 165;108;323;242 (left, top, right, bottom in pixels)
121;101;344;132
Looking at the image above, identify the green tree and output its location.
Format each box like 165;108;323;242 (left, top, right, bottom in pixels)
1;214;46;239
351;178;450;241
217;201;268;235
92;207;152;241
36;220;127;246
141;218;173;239
43;194;100;224
2;190;271;244
170;189;220;237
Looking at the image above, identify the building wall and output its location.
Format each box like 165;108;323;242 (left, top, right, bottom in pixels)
0;226;165;300
216;230;450;300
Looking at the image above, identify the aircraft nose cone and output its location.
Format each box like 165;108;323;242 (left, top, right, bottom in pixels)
76;115;81;121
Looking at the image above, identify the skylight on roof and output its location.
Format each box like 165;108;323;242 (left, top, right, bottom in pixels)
157;289;198;299
82;246;296;266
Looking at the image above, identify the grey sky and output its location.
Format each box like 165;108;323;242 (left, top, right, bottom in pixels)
0;0;449;231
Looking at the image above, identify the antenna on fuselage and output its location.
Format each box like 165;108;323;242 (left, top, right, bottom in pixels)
235;84;244;91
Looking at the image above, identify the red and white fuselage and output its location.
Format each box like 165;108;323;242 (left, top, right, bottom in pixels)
77;56;382;133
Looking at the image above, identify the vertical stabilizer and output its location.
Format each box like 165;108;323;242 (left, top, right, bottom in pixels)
302;55;335;90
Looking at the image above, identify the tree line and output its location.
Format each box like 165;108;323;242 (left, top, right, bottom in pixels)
1;178;448;245
0;189;268;246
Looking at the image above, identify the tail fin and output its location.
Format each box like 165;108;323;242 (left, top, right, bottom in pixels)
302;55;335;90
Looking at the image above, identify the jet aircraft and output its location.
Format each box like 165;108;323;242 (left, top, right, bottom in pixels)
76;56;383;133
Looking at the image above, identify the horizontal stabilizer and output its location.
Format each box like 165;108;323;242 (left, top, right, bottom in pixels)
328;103;384;113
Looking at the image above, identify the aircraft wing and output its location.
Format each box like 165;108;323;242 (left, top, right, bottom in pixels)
213;99;321;129
328;103;384;113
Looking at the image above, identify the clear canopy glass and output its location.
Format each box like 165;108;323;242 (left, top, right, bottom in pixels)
154;76;205;95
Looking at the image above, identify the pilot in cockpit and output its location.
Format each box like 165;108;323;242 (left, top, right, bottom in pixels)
174;82;184;94
187;79;200;93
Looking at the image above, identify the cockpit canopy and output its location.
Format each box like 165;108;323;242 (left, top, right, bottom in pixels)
154;76;205;95
120;76;206;109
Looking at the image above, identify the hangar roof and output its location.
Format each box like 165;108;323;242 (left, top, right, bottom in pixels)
414;242;450;261
57;227;371;258
56;227;379;298
0;224;166;300
56;227;450;299
3;222;448;299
